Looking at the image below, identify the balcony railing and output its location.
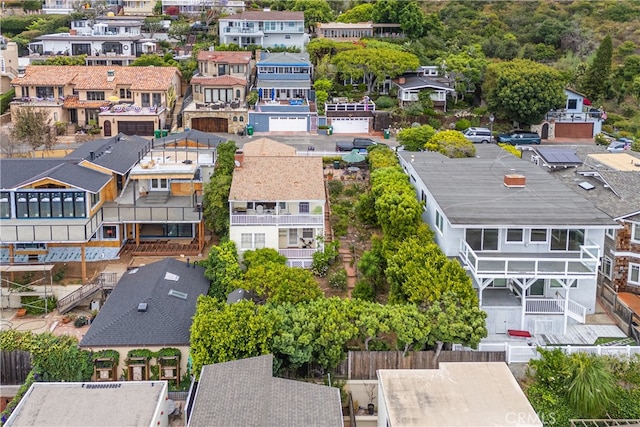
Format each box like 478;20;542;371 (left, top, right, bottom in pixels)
545;111;602;122
459;240;600;279
524;298;587;323
278;248;317;259
102;205;201;223
231;214;323;226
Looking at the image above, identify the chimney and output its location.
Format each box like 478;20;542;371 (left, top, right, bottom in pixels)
504;174;526;188
398;76;406;85
234;150;244;168
89;151;95;161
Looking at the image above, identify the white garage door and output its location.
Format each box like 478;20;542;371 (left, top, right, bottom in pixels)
269;116;307;132
331;118;370;134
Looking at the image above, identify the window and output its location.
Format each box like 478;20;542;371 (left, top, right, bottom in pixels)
527;279;545;296
629;264;640;286
150;178;168;190
632;223;640;243
602;257;613;279
551;228;584;251
506;228;524;242
466;228;499;251
288;228;298;245
550;279;578;288
91;192;100;208
605;227;615;239
239;116;244;122
14;191;85;219
164;224;192;237
420;190;427;210
152;93;162;107
102;225;117;239
490;279;507;288
36;86;54;98
58;87;64;98
86;91;105;101
302;228;314;239
285;35;291;39
530;229;548;243
0;192;10;218
119;88;132;99
141;93;150;107
299;202;309;214
235;89;241;98
567;99;577;110
435;210;444;233
241;233;252;249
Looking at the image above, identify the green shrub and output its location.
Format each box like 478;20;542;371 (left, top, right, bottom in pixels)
21;296;56;315
352;281;376;301
594;133;610;146
0;88;15;115
375;96;396;109
498;143;522;158
311;240;339;277
328;269;348;290
327;180;344;198
455;119;472;130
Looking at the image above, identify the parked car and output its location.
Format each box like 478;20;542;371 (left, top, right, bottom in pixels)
462;127;494;144
497;131;541;145
336;138;377;152
607;139;632;153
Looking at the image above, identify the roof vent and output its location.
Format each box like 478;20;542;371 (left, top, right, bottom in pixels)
504;174;526;188
579;181;595;191
168;289;188;300
107;69;115;82
164;272;180;281
137;302;148;312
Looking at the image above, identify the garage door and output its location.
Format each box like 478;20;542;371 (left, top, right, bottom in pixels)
269;117;307;132
118;121;154;136
555;123;593;138
192;117;228;133
330;118;370;134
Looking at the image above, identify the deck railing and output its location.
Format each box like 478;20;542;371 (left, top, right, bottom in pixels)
278;248;317;259
102;205;201;222
231;214;323;226
525;298;564;314
459;241;599;279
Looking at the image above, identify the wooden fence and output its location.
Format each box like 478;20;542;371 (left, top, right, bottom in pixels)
339;350;506;380
599;284;635;336
1;350;32;385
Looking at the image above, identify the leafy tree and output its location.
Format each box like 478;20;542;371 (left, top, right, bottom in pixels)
349;301;390;351
144;16;164;39
483;59;566;125
168;19;191;45
0;127;28;158
352;281;376;302
203;140;237;238
203;241;243;299
130;54;177;67
305;38;357;66
34;55;86;65
386;303;431;355
397;124;436;151
442;45;488;102
242;262;323;304
337;3;373;23
371;0;399;23
398;1;426;39
566;352;617;418
10;107;55;154
332;47;420;94
425;130;476;158
581;34;613;101
375;191;422;241
242;248;286;270
153;0;162;15
290;0;334;33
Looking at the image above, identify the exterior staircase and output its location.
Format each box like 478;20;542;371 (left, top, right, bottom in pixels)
57;272;117;314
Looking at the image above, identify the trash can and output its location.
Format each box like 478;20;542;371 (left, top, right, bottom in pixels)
327;126;333;135
333;160;340;169
384;128;390;139
161;129;168;137
247;125;254;136
154;129;162;139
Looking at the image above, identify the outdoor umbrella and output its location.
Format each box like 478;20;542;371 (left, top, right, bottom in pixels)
341;149;365;164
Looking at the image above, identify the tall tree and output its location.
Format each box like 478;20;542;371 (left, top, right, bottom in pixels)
10;107;55;155
203;140;236;238
580;34;613;101
242;262;323;304
203;241;243;299
396;124;437;151
143;16;164;39
483;59;566;125
336;3;374;23
291;0;335;33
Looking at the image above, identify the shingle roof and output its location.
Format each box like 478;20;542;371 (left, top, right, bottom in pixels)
196;50;252;64
153;129;226;148
79;258;210;347
0;158;110;193
65;133;151;175
190;75;247;87
189;355;343;427
221;10;304;21
395;74;454;91
398;144;617;227
230;140;324;201
257;52;310;66
12;65;180;92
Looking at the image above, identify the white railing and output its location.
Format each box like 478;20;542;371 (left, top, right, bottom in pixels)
526;298;564;314
545;111;603;122
231;214;323;226
278;248;317;259
506;345;640;364
567;299;587;323
459;241;600;279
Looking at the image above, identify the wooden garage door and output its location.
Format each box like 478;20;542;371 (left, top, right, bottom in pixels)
192;117;228;133
555;123;593;138
118;121;154;136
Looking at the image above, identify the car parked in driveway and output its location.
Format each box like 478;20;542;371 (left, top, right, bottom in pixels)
607;139;633;153
497;131;541;145
462;127;494;144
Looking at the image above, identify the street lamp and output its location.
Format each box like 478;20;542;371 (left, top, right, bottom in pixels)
489;114;495;142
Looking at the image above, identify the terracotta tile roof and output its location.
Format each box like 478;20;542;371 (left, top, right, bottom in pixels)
222;10;304;21
191;75;247;87
196;51;252;64
63;95;111;109
241;138;297;157
12;66;180;92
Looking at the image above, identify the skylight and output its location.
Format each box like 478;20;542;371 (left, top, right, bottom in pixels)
164;272;180;281
168;289;188;300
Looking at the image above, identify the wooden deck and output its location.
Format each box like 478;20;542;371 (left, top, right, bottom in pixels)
119;240;201;257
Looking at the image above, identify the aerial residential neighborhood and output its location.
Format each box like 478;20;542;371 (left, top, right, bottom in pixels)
1;1;640;426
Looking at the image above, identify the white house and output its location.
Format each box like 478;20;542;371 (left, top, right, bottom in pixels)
534;88;604;139
397;145;618;336
228;138;326;267
218;10;308;49
393;66;456;111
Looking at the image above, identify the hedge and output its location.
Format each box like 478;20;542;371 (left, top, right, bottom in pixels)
0;88;15;115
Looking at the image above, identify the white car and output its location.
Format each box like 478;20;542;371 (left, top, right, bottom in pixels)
607;139;632;153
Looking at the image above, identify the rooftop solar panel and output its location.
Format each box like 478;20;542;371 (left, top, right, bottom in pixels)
536;148;583;165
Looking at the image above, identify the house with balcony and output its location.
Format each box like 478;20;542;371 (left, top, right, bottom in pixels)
161;0;244;15
393;66;456;111
397;145;618;336
27;17;157;66
218;10;308;49
533;88;604;140
325;97;375;134
11;65;181;136
42;0;122;14
183;50;253;134
315;22;374;41
249;51;316;133
228;138;326;268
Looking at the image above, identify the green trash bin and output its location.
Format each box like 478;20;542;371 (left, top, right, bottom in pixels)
154;129;162;139
327;126;333;135
247;125;254;136
333;160;340;169
384;128;390;139
161;129;168;137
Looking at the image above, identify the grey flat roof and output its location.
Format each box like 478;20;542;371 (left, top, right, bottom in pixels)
190;355;343;427
4;381;166;427
378;363;542;427
398;145;617;227
0;159;110;193
65;133;151;175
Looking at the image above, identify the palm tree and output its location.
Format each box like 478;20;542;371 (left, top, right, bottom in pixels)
565;352;616;418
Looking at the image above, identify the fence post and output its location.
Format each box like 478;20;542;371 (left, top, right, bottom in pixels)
348;351;352;380
597;345;602;356
506;344;511;364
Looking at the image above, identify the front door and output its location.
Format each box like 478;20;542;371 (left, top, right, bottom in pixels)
495;310;508;334
541;123;549;139
103;120;112;137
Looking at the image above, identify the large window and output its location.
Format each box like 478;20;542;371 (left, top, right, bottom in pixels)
530;228;548;243
551;228;584;251
506;228;524;242
165;224;193;238
102;225;118;240
466;228;499;251
602;256;613;279
120;88;132;99
630;264;640;286
299;202;309;214
15;191;85;218
141;93;150;107
36;86;54;98
152;93;161;107
0;192;10;218
86;91;105;101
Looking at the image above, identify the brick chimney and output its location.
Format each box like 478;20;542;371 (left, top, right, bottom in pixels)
234;150;244;168
398;76;406;85
504;174;526;188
